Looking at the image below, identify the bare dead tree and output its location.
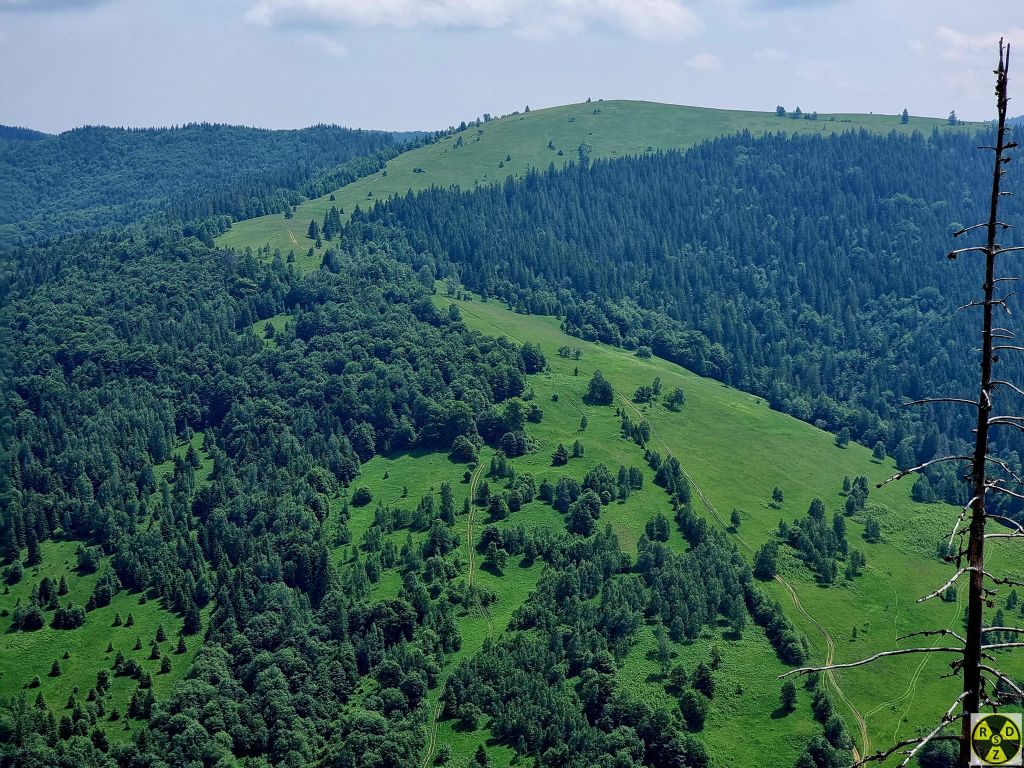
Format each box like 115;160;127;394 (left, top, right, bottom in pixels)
781;41;1023;768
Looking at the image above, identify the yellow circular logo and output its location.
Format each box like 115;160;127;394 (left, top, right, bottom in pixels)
972;714;1022;765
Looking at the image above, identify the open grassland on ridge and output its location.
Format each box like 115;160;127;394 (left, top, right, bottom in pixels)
219;100;977;269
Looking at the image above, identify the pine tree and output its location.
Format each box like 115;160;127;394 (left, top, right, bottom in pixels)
780;680;797;712
552;443;568;466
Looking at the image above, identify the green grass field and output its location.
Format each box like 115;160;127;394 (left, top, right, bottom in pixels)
218;100;977;270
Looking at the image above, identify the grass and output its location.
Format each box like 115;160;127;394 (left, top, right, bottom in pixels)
218;100;978;269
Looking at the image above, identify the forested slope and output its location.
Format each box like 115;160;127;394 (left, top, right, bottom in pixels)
2;104;1021;768
0;124;398;247
347;127;1024;514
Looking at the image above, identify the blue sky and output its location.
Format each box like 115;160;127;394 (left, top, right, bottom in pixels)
0;0;1017;133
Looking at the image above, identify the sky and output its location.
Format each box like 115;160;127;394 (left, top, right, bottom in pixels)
0;0;1019;134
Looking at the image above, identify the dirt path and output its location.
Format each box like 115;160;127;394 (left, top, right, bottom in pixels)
420;459;489;768
420;698;443;768
466;458;494;638
467;460;484;587
777;576;870;760
863;567;962;746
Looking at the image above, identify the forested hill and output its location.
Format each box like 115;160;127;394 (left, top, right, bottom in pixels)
0;123;398;247
347;127;1024;510
0;125;49;141
218;100;974;259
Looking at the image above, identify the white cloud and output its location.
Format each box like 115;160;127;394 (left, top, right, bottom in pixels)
304;32;347;57
752;47;786;61
685;52;720;72
245;0;701;41
935;26;1024;62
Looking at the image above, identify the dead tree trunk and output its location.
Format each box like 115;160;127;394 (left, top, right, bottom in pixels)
782;41;1023;768
960;38;1013;768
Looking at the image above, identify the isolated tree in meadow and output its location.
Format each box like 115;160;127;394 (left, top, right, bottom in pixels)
776;105;787;117
552;443;568;466
901;108;910;124
784;42;1023;768
872;441;886;461
948;109;959;125
780;680;797;713
586;369;614;404
835;427;851;448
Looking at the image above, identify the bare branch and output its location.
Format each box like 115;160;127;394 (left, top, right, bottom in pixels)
992;379;1024;398
876;456;971;488
850;737;961;768
779;647;964;678
948;496;981;552
984;455;1024;484
954;222;1012;236
948;246;991;259
902;396;977;408
898;628;967;644
918;568;974;603
981;641;1024;651
896;709;967;768
979;665;1024;698
985;627;1024;636
984;572;1024;588
984;513;1024;533
987;481;1024;501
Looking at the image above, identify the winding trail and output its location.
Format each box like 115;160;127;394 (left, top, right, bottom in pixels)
420;698;443;768
467;459;483;588
862;566;963;746
420;458;490;768
466;458;494;636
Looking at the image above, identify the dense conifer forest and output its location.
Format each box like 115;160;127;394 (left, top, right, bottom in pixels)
0;124;399;248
